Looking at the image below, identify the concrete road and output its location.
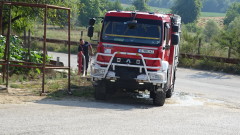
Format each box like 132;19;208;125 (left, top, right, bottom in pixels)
0;99;240;135
176;68;240;106
0;52;240;135
48;51;78;69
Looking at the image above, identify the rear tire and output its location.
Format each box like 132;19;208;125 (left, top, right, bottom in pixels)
153;89;166;106
94;81;107;100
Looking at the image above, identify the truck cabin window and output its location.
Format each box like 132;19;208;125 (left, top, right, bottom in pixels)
101;16;162;46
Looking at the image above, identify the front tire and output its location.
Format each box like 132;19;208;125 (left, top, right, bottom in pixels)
94;81;107;100
153;89;166;106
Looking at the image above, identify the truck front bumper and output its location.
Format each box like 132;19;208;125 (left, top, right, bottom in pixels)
91;52;169;86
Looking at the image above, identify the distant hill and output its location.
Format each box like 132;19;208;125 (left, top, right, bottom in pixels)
110;0;240;13
121;3;226;17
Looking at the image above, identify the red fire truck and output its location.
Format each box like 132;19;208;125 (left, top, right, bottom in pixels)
87;11;181;106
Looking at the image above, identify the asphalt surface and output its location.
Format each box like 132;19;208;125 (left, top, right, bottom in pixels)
0;52;240;135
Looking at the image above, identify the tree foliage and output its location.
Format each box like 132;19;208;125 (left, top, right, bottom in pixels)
224;2;240;26
113;0;123;11
1;0;79;33
132;0;149;12
78;0;103;26
171;0;202;24
204;20;220;42
0;35;51;74
217;16;240;58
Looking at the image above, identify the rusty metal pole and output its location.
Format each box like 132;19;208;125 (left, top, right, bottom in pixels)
41;6;47;94
68;9;71;94
5;6;11;88
0;2;3;35
0;2;4;83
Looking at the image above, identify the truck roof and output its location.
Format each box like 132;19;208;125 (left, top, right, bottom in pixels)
105;11;171;21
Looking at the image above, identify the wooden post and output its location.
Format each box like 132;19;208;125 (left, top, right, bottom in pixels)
28;29;31;61
228;47;231;58
23;28;26;47
80;31;83;38
197;38;201;55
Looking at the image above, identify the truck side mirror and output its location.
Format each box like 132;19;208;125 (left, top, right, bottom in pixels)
88;26;94;38
171;34;180;45
89;18;96;26
172;25;179;33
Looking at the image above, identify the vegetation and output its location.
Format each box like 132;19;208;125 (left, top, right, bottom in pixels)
0;35;51;74
216;16;240;58
7;71;94;99
1;0;240;76
203;20;220;42
171;0;202;24
179;58;240;75
111;0;240;13
2;0;79;33
132;0;149;11
224;2;240;25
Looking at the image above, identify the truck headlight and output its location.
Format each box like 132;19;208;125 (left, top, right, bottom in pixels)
93;69;105;75
150;74;162;80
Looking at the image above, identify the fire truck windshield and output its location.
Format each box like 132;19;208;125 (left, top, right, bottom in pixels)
101;16;162;46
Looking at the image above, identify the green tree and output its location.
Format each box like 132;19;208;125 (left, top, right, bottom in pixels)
181;23;203;54
216;17;240;58
125;6;136;11
78;0;103;26
113;0;123;11
1;0;79;33
171;0;202;24
132;0;149;12
224;2;240;26
204;20;220;42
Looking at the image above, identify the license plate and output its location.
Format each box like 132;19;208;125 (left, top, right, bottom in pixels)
138;49;154;54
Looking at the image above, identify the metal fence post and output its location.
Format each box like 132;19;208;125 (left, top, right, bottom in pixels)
28;29;31;61
41;5;47;94
68;9;71;94
5;6;11;88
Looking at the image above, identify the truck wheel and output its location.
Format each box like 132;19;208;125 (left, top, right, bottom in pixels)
166;71;176;98
94;81;107;100
166;87;173;98
106;82;115;95
153;89;166;106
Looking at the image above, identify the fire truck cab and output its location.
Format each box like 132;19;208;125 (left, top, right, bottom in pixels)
88;11;181;106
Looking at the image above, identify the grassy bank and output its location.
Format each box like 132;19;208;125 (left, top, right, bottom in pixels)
3;70;94;99
179;58;240;75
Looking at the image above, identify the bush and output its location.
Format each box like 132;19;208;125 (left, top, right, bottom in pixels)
0;35;51;74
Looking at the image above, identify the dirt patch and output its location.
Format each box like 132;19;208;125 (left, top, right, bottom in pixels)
198;17;224;27
0;87;45;104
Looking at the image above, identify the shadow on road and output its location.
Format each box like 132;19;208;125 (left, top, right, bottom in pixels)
187;71;231;79
34;90;156;111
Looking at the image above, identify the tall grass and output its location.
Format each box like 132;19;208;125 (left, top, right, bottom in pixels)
29;25;99;54
201;12;226;17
